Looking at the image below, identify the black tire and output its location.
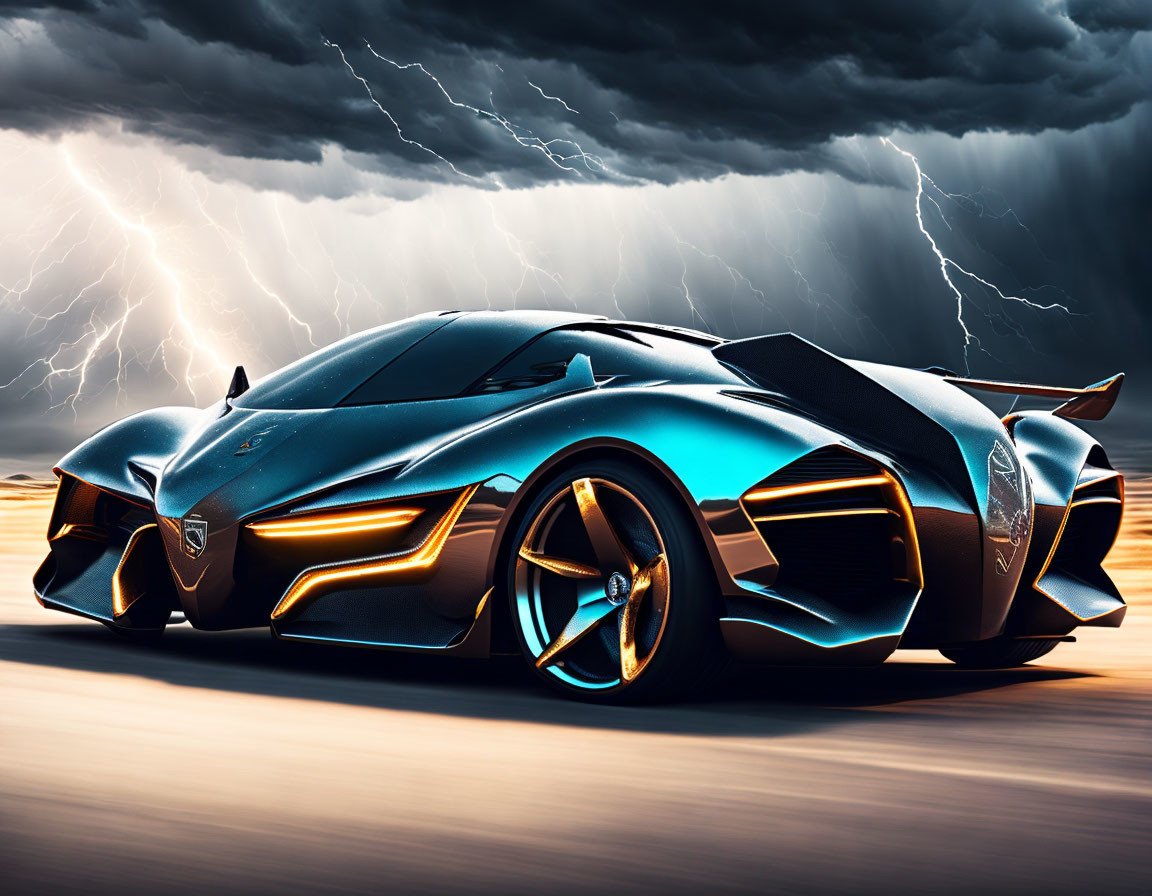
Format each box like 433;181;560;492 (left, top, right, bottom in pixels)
507;458;725;702
939;636;1061;669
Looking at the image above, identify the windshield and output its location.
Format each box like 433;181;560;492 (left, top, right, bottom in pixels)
235;316;744;410
339;314;562;405
232;315;452;410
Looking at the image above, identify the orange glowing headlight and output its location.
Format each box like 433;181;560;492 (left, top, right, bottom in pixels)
270;485;477;622
247;507;422;539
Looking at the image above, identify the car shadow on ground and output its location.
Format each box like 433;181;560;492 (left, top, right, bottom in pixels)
0;620;1094;737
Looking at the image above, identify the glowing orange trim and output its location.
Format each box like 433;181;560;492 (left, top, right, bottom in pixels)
743;474;889;503
113;523;157;617
884;471;923;589
248;507;422;538
472;588;490;621
1069;496;1122;509
740;463;922;589
49;522;108;543
50;523;79;542
271;485;478;622
750;507;894;523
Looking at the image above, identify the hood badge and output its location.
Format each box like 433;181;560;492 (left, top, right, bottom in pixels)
235;426;275;456
182;516;208;559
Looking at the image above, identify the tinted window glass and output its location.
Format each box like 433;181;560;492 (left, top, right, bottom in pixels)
340;314;551;405
474;328;747;392
232;316;450;410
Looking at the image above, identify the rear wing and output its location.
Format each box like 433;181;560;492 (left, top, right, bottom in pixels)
941;373;1124;421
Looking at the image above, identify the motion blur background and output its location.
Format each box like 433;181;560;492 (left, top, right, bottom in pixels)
1;1;1150;474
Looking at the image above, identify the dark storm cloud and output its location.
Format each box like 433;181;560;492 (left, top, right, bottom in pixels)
0;1;1149;186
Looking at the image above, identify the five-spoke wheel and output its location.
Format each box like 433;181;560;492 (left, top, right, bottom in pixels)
508;460;722;701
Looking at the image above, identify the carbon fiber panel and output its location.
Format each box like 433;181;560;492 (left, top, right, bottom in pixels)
38;539;122;623
281;586;471;648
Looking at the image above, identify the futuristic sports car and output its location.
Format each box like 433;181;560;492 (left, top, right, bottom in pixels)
35;310;1127;700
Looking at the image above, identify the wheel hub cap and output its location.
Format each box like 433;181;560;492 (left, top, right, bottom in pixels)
605;571;631;605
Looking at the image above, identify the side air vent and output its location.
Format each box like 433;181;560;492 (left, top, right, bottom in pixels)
741;449;922;609
752;446;879;487
37;474;164;624
1072;465;1123;504
1033;463;1124;625
1006;454;1126;635
49;474;153;544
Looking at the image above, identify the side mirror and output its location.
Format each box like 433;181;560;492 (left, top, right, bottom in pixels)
226;365;250;401
563;352;595;389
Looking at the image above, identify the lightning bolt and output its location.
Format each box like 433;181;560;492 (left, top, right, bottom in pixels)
353;40;616;178
188;180;318;346
0;136;365;415
324;38;481;181
0;209;86;305
880;137;1075;372
484;198;576;310
0;147;235;411
757;178;894;351
605;207;629;319
527;79;581;114
1;114;1080;422
272;194;339;331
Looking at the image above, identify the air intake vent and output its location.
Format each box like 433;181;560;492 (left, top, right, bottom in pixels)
759;447;879;486
1027;460;1124;627
1073;466;1123;504
741;449;922;609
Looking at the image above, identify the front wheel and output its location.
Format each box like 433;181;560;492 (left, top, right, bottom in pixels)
508;460;724;702
940;636;1061;669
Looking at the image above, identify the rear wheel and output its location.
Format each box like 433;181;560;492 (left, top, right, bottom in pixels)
508;460;723;702
940;636;1061;669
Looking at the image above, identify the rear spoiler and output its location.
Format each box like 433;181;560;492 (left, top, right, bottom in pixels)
940;373;1124;421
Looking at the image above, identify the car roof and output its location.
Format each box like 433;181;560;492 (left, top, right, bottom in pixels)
435;309;723;347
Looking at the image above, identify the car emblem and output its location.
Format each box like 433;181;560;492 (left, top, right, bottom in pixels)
182;517;208;558
605;571;631;606
235;426;275;456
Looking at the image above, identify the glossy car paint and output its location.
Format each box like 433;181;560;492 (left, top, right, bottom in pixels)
34;310;1126;666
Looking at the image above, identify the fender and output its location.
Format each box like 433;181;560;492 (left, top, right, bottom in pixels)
1008;411;1108;507
1006;411;1124;634
398;384;878;616
481;436;733;596
55;405;210;503
396;384;851;504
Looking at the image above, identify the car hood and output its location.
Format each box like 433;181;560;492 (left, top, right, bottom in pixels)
152;388;561;522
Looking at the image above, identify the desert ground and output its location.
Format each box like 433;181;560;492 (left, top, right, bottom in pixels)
1;459;1149;894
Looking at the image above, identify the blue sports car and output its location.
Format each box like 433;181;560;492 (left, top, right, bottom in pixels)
35;310;1127;700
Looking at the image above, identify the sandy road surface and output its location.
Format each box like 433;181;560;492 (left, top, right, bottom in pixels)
1;472;1150;895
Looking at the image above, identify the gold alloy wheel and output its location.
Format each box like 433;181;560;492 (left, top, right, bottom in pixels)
515;477;671;689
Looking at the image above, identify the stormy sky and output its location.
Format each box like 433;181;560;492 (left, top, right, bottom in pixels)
1;1;1150;472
